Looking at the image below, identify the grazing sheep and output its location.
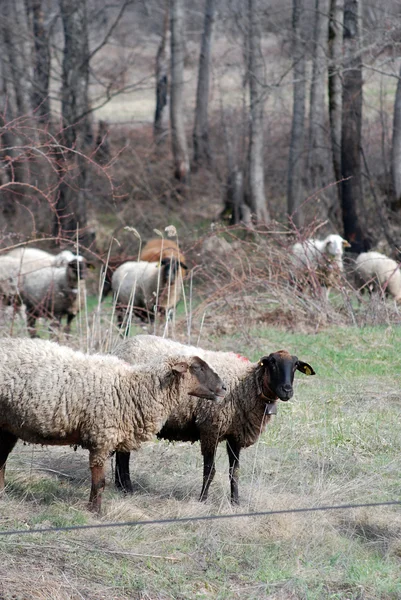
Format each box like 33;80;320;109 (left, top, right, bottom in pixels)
113;335;315;504
101;240;187;300
112;257;184;326
292;234;350;297
0;338;226;512
355;251;401;302
20;258;88;337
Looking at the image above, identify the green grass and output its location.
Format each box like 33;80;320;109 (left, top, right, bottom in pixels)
0;324;400;599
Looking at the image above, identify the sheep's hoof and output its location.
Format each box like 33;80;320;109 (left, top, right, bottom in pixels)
115;479;133;494
88;500;102;514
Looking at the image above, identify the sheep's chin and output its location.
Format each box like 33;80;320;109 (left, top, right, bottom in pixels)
189;391;222;401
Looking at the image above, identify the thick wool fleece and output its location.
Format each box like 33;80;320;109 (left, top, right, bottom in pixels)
113;335;271;451
0;338;203;466
355;251;401;301
112;260;181;315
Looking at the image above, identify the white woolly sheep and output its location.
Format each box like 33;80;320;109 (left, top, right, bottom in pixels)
355;251;401;302
292;233;350;297
112;257;184;327
112;335;315;504
20;258;88;337
0;338;226;512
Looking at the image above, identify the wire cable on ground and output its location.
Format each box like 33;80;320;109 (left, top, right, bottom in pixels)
0;500;399;537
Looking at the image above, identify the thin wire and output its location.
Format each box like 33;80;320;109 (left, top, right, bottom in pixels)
0;500;399;537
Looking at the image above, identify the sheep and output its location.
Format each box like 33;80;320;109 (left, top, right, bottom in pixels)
355;251;401;302
112;335;315;504
20;258;89;337
0;337;226;513
111;257;184;326
141;239;187;313
101;240;187;300
291;233;350;298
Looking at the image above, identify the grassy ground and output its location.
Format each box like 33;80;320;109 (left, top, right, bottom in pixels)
0;321;400;600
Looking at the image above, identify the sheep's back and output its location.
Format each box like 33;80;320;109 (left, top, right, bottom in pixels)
356;252;401;297
0;339;133;445
112;261;159;306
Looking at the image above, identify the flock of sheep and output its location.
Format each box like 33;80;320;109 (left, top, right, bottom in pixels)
0;232;399;514
0;234;400;339
292;234;401;303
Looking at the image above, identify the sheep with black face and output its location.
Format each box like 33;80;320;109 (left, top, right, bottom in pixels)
112;336;315;504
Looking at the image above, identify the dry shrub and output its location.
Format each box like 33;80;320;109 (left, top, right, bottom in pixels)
182;223;401;337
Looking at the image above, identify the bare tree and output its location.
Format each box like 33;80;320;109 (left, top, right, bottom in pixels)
1;0;30;119
170;0;190;183
29;0;51;122
391;64;401;212
328;0;344;197
193;0;216;168
154;0;170;144
54;0;93;243
308;0;336;216
287;0;306;228
247;0;270;224
341;0;365;250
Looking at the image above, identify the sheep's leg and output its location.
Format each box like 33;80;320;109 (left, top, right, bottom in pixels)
226;436;241;505
115;451;133;493
64;314;75;334
26;309;38;338
0;430;18;493
88;453;106;513
199;446;216;502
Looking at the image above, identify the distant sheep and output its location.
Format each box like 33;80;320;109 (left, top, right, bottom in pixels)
20;257;88;337
292;234;350;297
0;338;226;512
112;257;184;326
112;335;315;504
355;251;401;302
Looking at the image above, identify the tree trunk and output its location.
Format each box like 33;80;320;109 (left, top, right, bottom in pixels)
30;0;51;122
54;0;92;243
247;0;270;224
391;63;401;212
308;0;334;205
341;0;365;251
2;0;30;118
193;0;216;168
287;0;306;228
170;0;190;183
154;0;169;144
328;0;344;191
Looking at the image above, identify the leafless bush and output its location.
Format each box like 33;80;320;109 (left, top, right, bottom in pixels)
184;223;401;338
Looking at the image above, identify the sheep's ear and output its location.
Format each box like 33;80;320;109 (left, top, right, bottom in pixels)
172;361;188;374
296;361;315;376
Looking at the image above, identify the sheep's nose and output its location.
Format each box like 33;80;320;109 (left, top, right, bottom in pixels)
222;384;227;391
282;384;292;393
